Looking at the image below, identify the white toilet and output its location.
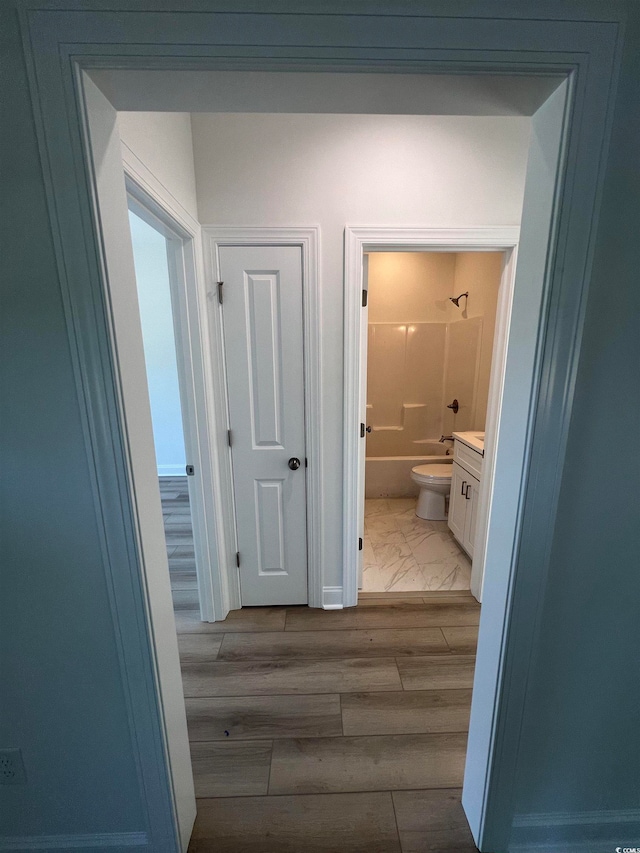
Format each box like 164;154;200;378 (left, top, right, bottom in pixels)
410;463;453;520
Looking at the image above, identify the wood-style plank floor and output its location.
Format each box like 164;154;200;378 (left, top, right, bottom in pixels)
161;478;480;852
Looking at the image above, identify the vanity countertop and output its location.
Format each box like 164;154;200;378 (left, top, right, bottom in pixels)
453;431;485;455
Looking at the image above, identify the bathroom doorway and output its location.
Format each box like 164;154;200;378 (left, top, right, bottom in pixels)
361;249;505;595
343;226;521;607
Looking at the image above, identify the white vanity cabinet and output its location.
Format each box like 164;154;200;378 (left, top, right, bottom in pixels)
448;436;483;558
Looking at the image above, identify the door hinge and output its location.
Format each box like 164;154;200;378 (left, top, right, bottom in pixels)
186;464;195;476
362;289;368;307
236;551;240;568
217;281;224;304
305;457;308;468
359;537;363;551
227;429;232;447
360;422;365;438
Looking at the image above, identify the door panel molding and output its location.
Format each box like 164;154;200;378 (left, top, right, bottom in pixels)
204;226;323;609
245;270;285;448
254;479;286;574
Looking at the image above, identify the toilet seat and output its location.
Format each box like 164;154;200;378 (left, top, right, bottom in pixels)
411;463;453;484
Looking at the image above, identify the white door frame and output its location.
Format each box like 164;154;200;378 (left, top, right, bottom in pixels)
470;245;520;602
343;226;520;606
203;227;324;609
122;149;233;623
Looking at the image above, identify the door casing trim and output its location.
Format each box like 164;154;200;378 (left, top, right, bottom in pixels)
343;226;520;607
203;226;323;610
122;151;225;623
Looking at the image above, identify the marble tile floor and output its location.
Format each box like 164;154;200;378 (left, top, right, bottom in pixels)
363;498;472;593
161;482;471;600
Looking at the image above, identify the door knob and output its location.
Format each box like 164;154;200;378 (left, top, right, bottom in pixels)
288;457;301;470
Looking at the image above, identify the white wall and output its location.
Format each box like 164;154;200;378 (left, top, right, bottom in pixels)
118;111;199;222
192;112;531;588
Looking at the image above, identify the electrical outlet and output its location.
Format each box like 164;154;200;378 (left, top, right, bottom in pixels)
0;749;26;784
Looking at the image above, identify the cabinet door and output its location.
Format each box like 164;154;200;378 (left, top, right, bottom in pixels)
448;462;468;544
463;474;481;559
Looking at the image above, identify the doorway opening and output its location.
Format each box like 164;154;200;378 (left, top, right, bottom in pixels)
360;249;505;597
77;67;569;850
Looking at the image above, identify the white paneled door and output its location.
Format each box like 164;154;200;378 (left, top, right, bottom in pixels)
219;246;308;605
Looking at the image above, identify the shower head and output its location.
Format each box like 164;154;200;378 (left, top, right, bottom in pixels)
449;291;469;308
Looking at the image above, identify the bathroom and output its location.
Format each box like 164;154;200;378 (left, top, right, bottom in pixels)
363;250;502;594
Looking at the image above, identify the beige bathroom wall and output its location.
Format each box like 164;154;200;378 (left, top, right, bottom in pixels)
367;252;456;323
449;252;503;430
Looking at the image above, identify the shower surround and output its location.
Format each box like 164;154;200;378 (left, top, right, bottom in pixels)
366;317;483;456
365;251;501;498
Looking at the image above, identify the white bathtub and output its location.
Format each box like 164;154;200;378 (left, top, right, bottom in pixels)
365;442;453;498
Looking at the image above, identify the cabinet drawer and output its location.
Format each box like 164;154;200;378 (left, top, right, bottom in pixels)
454;440;483;479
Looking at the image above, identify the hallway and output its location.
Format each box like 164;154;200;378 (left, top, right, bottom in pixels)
162;479;480;852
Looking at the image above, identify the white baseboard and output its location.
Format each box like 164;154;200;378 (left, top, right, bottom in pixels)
157;465;186;477
513;809;640;828
322;586;344;609
0;832;148;850
510;843;612;852
511;842;639;853
509;809;640;852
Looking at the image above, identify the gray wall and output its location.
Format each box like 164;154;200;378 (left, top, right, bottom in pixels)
0;6;146;840
511;2;640;842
